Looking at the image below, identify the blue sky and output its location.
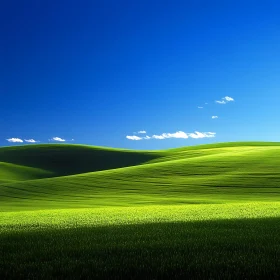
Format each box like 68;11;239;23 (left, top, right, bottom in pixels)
1;0;280;150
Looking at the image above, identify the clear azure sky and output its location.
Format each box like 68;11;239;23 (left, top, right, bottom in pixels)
1;0;280;150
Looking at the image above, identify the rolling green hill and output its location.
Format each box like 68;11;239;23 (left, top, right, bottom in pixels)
0;161;53;183
0;144;161;180
1;142;280;211
1;142;280;278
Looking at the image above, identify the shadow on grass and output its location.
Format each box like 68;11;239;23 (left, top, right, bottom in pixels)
1;217;280;279
0;145;161;177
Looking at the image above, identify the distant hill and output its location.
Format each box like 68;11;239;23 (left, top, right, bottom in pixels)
1;142;280;211
0;144;162;180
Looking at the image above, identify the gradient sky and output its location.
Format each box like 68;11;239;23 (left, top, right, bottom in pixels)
1;0;280;149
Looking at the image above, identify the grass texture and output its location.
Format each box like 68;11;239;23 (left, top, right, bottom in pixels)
1;142;280;278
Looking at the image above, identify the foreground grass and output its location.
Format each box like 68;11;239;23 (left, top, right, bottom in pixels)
1;203;280;279
1;203;280;231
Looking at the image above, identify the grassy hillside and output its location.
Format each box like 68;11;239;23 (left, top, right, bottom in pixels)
1;143;280;211
0;162;53;183
0;144;161;180
1;142;280;278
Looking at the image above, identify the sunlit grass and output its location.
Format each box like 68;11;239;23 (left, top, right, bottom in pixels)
1;202;280;232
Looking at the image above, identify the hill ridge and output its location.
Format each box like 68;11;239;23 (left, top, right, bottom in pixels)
1;142;280;211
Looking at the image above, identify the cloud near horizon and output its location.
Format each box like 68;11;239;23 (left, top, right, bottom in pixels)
137;130;147;134
51;137;66;142
187;131;216;139
216;96;234;104
126;131;216;140
7;138;24;143
24;139;40;143
6;137;73;143
126;135;142;140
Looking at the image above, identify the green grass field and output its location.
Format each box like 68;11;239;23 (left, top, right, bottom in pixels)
1;142;280;279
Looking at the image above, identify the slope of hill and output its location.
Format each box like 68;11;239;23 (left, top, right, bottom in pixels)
0;161;53;183
1;142;280;211
0;144;162;180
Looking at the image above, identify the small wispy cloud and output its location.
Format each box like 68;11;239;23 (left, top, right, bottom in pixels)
126;131;216;141
212;116;218;119
51;137;66;142
216;96;234;104
7;138;23;143
126;135;142;141
151;135;165;140
24;139;40;143
138;131;147;134
224;96;234;102
216;100;226;104
188;131;216;139
152;131;189;139
198;106;203;109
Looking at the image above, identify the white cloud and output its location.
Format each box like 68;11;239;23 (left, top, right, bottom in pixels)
7;138;23;143
138;131;147;134
216;96;234;104
216;100;226;104
188;131;216;139
224;96;234;102
212;116;218;119
198;106;203;109
152;135;166;140
171;131;189;139
151;131;215;140
52;137;66;142
152;131;189;139
205;103;208;105
127;131;216;140
24;139;39;143
126;135;142;140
